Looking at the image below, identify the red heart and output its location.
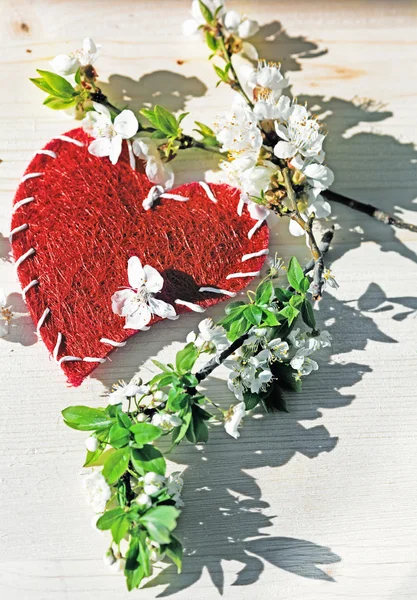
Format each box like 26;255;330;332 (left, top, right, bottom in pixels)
10;128;269;386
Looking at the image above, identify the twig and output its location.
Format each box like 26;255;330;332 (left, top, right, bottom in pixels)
302;227;335;274
323;189;417;233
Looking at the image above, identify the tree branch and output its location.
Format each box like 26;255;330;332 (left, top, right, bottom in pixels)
323;189;417;233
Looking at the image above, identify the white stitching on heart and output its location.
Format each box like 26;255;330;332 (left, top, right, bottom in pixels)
36;307;50;335
56;135;84;147
100;338;127;348
174;299;206;313
22;173;43;182
36;149;57;159
9;223;29;242
226;271;261;280
58;355;82;365
241;249;269;262
126;140;136;170
15;247;35;268
83;357;106;363
199;286;236;297
199;181;217;203
13;197;35;211
22;279;39;299
53;332;63;362
248;218;265;239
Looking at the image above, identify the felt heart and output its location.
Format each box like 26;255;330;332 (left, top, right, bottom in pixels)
10;128;269;386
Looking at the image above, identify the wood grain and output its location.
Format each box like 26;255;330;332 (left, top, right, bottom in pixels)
0;1;417;598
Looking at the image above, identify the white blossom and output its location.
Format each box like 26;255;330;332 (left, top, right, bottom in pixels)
103;548;116;567
136;492;152;509
109;557;126;573
85;436;99;452
112;256;176;330
0;289;11;338
274;103;325;161
224;402;246;439
83;470;111;513
152;412;182;432
167;471;184;507
186;317;228;351
132;138;174;188
85;103;138;165
182;0;224;36
266;337;289;360
213;97;262;163
141;472;166;496
322;269;339;291
290;350;319;376
245;60;288;102
50;37;100;76
108;380;147;406
223;10;259;39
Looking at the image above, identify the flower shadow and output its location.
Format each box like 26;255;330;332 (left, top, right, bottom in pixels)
99;70;207;114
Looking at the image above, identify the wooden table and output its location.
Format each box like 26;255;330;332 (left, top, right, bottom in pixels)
1;1;417;598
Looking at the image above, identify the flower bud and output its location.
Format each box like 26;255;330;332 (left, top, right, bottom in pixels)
85;436;99;452
103;548;116;567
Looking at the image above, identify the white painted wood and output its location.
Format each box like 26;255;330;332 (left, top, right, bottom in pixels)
0;1;416;598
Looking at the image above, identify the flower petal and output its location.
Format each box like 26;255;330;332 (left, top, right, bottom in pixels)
127;256;145;290
114;110;139;139
274;140;296;159
289;219;306;237
88;137;112;158
111;289;135;316
92;102;111;119
124;304;152;330
109;135;123;165
148;298;177;320
143;265;164;293
50;54;79;76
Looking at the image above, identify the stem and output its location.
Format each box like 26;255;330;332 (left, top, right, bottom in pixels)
323;189;417;233
217;33;254;108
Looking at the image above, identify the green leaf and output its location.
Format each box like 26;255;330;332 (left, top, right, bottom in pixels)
278;304;299;325
125;537;145;591
243;390;262;411
154;105;179;137
198;0;214;24
131;445;166;476
194;121;215;137
36;69;75;98
62;406;114;431
150;372;178;388
111;515;130;544
301;298;316;329
171;407;192;446
218;304;246;327
299;276;311;294
275;287;293;303
213;65;228;82
102;447;130;484
289;294;304;309
228;316;249;341
261;309;281;326
74;68;81;85
139;506;179;545
108;423;130;449
225;300;245;314
185;404;210;443
30;77;55;95
96;507;124;530
130;422;162;447
244;305;263;326
140;107;159;128
256;280;274;305
152;359;173;373
117;409;132;430
287;257;305;292
83;444;106;467
167;389;189;412
138;531;151;577
205;31;218;50
164;535;183;573
43;95;77;110
177;112;189;125
176;342;199;374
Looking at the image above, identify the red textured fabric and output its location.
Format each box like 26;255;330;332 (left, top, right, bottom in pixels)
10;128;269;386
